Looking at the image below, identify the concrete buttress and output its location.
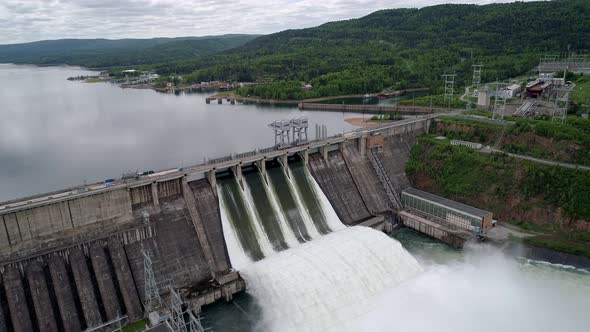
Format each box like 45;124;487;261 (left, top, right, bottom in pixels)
108;239;143;322
26;262;59;332
3;266;33;332
89;244;121;321
47;255;81;332
70;248;102;327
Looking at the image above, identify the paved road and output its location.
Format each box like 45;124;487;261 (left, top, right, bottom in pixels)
481;147;590;171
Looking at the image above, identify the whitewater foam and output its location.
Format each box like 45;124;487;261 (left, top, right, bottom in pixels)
241;226;422;332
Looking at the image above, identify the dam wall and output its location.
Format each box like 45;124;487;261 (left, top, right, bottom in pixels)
0;117;434;329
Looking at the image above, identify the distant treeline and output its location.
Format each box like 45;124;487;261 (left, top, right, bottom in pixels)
0;35;258;68
2;0;589;100
154;0;590;99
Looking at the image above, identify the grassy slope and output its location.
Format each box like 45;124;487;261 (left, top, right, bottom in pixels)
434;116;590;166
573;75;590;114
406;136;590;256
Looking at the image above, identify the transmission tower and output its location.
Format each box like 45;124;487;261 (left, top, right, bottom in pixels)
552;87;573;123
472;65;483;96
143;250;163;313
442;73;457;101
168;287;207;332
492;82;508;120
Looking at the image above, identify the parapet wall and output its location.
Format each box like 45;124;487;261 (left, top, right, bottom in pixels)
0;188;134;260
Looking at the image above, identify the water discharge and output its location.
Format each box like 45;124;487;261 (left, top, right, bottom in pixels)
267;166;312;243
360;242;590;332
241;227;422;331
217;165;590;332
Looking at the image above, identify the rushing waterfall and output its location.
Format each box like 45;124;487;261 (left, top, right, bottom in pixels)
242;227;421;331
218;162;422;331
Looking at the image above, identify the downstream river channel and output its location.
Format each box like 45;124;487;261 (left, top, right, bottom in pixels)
0;64;362;201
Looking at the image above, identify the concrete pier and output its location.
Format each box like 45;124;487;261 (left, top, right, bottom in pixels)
189;180;231;273
89;244;121;321
3;266;33;332
183;177;217;277
70;248;102;327
108;239;142;322
26;261;59;332
48;255;81;332
256;159;268;183
151;182;160;212
233;164;244;189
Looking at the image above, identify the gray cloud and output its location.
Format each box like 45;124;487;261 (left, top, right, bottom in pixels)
0;0;538;44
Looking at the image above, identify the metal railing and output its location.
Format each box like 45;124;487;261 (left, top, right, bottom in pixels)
368;148;402;210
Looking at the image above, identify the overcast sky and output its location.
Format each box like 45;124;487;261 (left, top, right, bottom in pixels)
0;0;539;45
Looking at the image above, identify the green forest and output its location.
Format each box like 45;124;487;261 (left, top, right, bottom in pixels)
2;0;589;100
156;0;590;99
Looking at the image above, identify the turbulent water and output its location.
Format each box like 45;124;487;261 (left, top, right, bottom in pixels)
241;227;422;331
360;235;590;332
218;163;422;330
216;164;590;332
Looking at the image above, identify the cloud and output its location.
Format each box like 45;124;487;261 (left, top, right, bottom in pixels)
0;0;539;44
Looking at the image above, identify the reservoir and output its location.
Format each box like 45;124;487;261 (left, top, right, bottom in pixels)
0;64;360;202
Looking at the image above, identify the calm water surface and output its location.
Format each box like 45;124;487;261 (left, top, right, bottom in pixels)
0;64;360;201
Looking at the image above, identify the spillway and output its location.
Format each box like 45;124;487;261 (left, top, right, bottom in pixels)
218;162;422;331
266;166;312;243
244;170;289;252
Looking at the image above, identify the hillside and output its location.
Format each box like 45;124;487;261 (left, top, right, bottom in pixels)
154;0;590;99
406;134;590;257
0;34;259;68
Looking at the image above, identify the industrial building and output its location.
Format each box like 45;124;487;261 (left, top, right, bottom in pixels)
401;187;493;235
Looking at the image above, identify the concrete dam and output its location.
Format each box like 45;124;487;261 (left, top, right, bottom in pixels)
0;117;433;331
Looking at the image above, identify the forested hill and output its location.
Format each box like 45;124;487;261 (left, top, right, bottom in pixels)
0;35;258;68
155;0;590;99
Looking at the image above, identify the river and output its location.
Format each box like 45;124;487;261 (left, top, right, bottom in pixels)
0;64;361;202
202;228;590;332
